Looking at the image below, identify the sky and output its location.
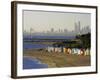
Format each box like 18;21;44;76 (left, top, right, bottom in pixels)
23;10;91;32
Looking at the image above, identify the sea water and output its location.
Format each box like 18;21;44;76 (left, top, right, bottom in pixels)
23;57;48;69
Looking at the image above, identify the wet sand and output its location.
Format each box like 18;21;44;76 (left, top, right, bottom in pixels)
23;49;91;68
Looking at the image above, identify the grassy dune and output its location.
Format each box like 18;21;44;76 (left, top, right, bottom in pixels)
23;50;90;68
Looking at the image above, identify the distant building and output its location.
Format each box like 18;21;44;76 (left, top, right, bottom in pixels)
64;29;68;32
51;28;54;32
75;21;81;35
30;28;34;33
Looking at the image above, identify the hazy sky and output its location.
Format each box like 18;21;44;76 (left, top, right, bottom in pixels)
23;10;90;32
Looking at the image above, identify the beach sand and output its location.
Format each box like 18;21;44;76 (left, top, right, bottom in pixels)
23;49;91;68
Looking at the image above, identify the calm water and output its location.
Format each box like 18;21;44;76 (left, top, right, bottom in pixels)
23;36;75;49
23;43;50;49
24;35;75;39
23;57;48;69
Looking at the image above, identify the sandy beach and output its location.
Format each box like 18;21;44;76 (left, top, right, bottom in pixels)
23;49;91;68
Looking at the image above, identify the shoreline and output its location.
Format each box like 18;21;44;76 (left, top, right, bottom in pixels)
23;55;57;68
23;56;48;69
23;49;91;68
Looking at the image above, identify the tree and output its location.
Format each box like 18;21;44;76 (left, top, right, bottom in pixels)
76;33;91;48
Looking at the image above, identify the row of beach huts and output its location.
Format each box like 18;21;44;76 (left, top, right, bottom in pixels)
45;46;90;56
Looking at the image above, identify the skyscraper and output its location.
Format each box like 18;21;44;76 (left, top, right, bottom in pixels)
51;28;54;32
75;21;81;35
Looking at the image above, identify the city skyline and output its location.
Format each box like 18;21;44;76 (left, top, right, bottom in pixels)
24;21;90;36
23;10;91;33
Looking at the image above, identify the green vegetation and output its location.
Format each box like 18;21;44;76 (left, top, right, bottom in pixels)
76;33;91;48
52;33;91;48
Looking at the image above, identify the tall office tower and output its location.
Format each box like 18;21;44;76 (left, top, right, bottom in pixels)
78;21;81;35
75;22;78;35
85;26;91;33
30;28;34;38
51;28;54;32
75;21;81;35
58;29;61;32
30;28;34;33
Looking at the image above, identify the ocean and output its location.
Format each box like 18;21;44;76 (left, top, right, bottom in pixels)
23;57;48;69
23;35;75;49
